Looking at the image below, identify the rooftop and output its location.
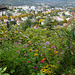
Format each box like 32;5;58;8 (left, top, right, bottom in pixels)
0;5;8;10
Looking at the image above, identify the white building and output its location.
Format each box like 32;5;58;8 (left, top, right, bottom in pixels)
9;6;13;9
11;18;15;21
0;20;2;24
36;16;41;19
12;12;21;16
0;11;2;16
41;21;45;25
35;11;38;14
21;17;28;21
65;11;70;15
22;6;30;11
30;18;36;22
31;6;36;11
16;20;23;25
4;19;8;23
57;17;64;22
66;18;70;21
3;11;6;15
58;12;63;17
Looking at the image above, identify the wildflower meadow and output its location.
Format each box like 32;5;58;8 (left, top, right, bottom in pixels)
0;24;75;75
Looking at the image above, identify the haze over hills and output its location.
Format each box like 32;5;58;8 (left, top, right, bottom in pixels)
0;0;75;6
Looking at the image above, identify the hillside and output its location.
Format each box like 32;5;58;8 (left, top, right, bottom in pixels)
0;0;75;6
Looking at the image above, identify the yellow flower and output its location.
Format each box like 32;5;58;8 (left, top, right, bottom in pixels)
39;19;43;23
19;27;20;28
42;69;45;72
4;34;7;37
36;50;38;51
34;54;37;56
54;51;58;54
50;33;52;36
45;36;46;37
29;49;32;52
43;39;45;41
49;48;51;50
54;73;56;74
15;31;18;33
52;65;57;68
12;37;15;39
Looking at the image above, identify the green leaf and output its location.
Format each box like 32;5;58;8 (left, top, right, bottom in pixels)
3;73;10;75
10;69;15;74
37;70;44;75
1;67;7;73
40;70;44;75
37;73;40;75
66;40;70;46
0;68;2;71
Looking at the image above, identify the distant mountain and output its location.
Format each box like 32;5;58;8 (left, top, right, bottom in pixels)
0;0;75;6
0;0;34;6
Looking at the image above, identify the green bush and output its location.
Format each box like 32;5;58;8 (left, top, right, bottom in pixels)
0;24;75;75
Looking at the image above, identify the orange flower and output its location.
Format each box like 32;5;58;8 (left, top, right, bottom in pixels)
34;54;37;56
2;33;5;35
42;58;45;61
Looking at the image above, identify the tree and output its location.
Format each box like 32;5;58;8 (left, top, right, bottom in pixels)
7;13;12;16
28;14;33;19
7;21;9;31
10;20;16;25
62;12;65;16
44;17;55;30
21;19;32;31
61;19;67;24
